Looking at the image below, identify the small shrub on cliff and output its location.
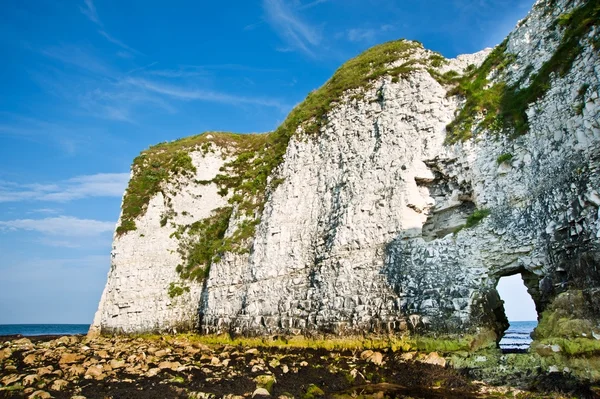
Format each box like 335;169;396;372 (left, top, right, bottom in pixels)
167;282;189;298
465;209;491;228
496;153;513;164
116;219;137;235
176;207;233;281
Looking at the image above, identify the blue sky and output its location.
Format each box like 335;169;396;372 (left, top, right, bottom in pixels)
0;0;535;324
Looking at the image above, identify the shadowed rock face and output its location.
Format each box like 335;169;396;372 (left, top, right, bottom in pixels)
91;0;600;350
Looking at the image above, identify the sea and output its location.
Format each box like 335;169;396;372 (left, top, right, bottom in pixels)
0;324;90;337
499;320;537;351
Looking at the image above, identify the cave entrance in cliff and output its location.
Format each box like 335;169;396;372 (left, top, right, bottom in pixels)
496;273;538;353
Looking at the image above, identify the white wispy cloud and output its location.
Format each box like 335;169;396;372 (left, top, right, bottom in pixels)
147;68;208;79
263;0;322;56
79;0;102;26
340;24;395;43
98;30;144;56
79;0;142;57
117;51;134;59
0;216;114;237
38;238;84;248
0;115;90;155
146;64;282;78
30;208;61;214
0;173;129;203
34;44;286;122
346;28;377;42
126;77;288;110
79;83;179;122
41;45;114;77
297;0;329;10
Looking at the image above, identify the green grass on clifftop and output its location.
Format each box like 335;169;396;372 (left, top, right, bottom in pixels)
446;0;600;142
284;39;422;136
116;133;268;235
118;40;440;281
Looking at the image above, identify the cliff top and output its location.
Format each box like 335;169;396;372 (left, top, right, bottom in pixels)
117;39;453;236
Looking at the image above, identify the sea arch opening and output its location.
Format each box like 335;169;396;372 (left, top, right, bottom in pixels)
496;273;538;353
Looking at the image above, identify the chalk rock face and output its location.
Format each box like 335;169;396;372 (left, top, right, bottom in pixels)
91;0;600;340
91;149;233;334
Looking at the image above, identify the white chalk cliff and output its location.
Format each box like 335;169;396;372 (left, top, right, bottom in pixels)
91;0;600;347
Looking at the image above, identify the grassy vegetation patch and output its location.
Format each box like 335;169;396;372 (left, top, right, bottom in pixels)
497;153;513;164
446;0;600;142
414;337;471;352
465;208;491;228
574;83;590;115
280;39;422;136
445;41;512;142
303;384;326;399
129;331;495;355
428;53;448;68
428;69;462;86
537;338;600;356
167;282;190;298
534;290;596;340
454;208;492;234
116;132;253;235
174;207;233;281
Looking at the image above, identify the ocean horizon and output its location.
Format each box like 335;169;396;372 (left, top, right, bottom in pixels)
1;321;537;348
499;320;537;350
0;324;91;337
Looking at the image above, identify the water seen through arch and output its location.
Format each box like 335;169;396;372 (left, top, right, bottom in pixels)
496;274;538;352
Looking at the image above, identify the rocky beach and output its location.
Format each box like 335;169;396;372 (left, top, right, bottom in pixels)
1;334;597;399
2;0;599;397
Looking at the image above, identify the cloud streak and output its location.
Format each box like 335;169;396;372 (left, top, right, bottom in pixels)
126;78;288;110
34;44;287;122
297;0;329;10
0;115;93;154
98;30;144;56
41;45;114;77
339;24;395;43
0;216;115;237
263;0;322;56
0;173;129;203
79;0;142;57
79;0;102;26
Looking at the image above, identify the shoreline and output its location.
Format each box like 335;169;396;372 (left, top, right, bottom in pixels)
1;334;596;399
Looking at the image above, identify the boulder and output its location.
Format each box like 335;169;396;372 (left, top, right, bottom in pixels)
419;352;446;367
28;391;52;399
50;379;68;391
252;388;271;397
84;365;105;380
360;350;384;366
59;353;84;365
109;359;126;369
23;354;38;365
0;348;12;361
23;374;40;386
